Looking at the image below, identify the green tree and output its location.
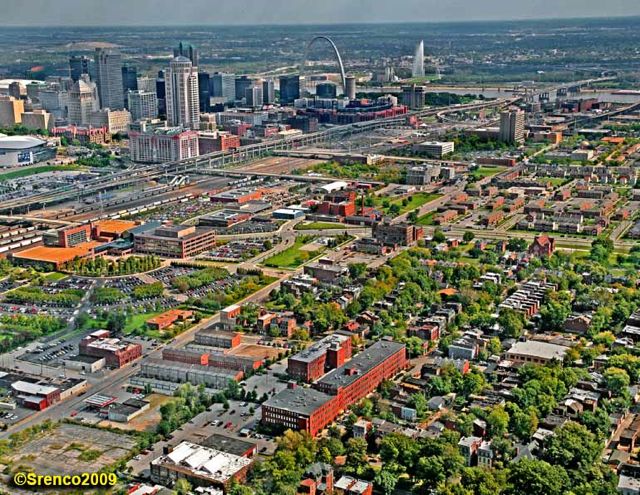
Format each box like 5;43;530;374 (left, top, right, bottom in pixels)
498;308;525;338
486;406;510;438
375;468;399;495
175;478;192;495
506;459;569;495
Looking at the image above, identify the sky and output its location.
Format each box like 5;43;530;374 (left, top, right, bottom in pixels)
2;0;640;26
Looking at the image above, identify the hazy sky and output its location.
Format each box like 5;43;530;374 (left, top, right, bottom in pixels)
2;0;640;26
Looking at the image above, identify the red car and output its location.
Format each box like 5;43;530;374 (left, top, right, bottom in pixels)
225;422;233;429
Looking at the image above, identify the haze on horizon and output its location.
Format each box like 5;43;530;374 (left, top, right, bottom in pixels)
3;0;640;27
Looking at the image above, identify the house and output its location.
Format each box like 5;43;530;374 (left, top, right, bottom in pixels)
564;314;592;334
528;235;555;257
459;436;483;466
334;476;373;495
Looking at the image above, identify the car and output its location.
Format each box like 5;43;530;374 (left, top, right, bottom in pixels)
225;422;233;429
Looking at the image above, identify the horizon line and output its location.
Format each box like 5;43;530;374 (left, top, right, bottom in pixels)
0;13;638;29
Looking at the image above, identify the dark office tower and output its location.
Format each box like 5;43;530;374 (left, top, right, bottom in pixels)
121;65;138;108
198;72;211;112
316;82;337;99
234;76;253;103
279;75;300;105
94;48;124;110
173;41;199;67
69;55;93;82
262;80;275;105
156;70;166;116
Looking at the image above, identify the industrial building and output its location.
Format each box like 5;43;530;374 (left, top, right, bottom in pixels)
372;221;424;247
79;330;142;369
264;340;406;436
150;441;253;491
287;333;352;382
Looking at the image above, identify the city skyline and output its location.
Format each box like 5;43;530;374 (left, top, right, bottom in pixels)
2;0;640;26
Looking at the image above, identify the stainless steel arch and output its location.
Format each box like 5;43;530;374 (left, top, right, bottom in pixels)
302;36;347;91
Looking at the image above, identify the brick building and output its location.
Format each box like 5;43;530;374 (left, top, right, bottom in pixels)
287;333;352;382
264;340;407;436
79;331;142;368
372;221;424;247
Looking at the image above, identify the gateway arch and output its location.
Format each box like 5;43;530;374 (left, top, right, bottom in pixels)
301;36;347;91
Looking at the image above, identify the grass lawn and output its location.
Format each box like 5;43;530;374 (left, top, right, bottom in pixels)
0;165;84;181
375;192;442;216
263;237;325;269
295;222;349;231
43;272;68;282
416;211;439;226
123;312;163;336
537;177;570;187
469;166;506;180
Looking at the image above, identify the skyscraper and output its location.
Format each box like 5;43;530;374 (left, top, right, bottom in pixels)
94;48;124;110
412;40;425;78
174;42;199;67
316;82;337;99
402;84;426;110
68;75;99;125
69;55;94;82
165;56;200;129
128;90;159;121
279;75;300;105
211;72;236;102
245;85;263;108
345;75;356;100
499;109;526;144
198;72;211;112
262;80;275;105
235;76;253;103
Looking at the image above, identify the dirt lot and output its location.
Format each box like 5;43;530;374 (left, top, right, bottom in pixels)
229;343;284;360
237;156;323;175
5;423;137;476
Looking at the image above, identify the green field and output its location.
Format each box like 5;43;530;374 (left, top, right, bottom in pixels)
43;272;68;282
416;211;439;226
263;237;325;269
375;192;442;216
0;165;84;181
295;222;350;231
469;166;506;180
537;177;570;187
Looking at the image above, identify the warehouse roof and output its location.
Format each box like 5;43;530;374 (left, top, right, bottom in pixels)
506;340;569;361
263;386;333;416
317;340;405;390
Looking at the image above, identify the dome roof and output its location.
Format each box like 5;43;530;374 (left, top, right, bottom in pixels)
0;135;46;150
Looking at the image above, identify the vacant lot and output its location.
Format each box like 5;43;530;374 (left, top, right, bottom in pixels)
0;165;84;181
4;422;137;476
263;237;325;269
469;166;506;180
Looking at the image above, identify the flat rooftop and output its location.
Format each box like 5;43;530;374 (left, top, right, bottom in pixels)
289;333;350;364
201;433;256;457
94;219;138;235
506;340;569;361
151;441;252;483
12;244;94;264
263;386;333;416
317;340;405;390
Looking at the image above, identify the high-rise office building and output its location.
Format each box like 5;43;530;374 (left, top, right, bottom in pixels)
279;75;300;105
234;76;253;103
69;55;94;82
8;82;25;100
94;48;124;110
156;70;166;116
245;85;263;108
402;84;426;110
262;80;275;105
174;42;199;67
0;96;25;127
68;75;99;125
412;40;425;78
137;76;156;93
345;75;356;100
128;90;159;121
122;65;138;92
211;72;236;102
198;72;211;112
165;56;200;129
499;109;525;144
316;82;337;99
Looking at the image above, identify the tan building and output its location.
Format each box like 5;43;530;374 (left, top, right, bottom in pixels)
89;109;131;134
0;96;25;127
21;110;53;132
